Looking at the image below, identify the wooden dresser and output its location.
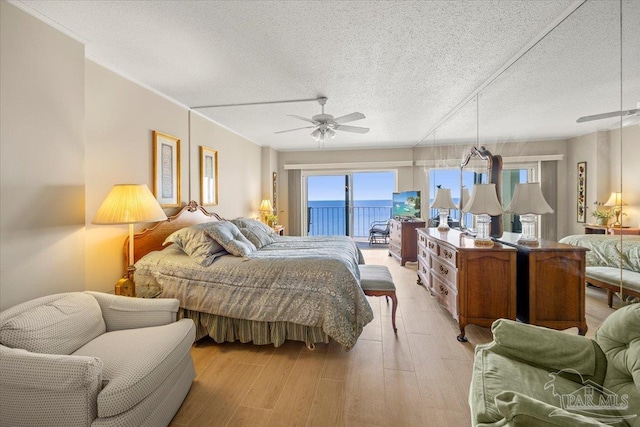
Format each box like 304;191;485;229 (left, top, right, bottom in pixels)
416;228;517;341
497;232;588;335
388;219;426;266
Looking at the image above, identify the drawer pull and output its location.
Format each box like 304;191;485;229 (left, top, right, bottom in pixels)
422;250;426;257
422;266;427;274
439;284;449;296
428;242;435;250
439;265;449;275
443;250;453;259
420;236;425;242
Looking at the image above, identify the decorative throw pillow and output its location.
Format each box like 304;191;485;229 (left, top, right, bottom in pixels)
230;217;276;237
0;293;106;355
240;225;275;249
205;221;257;257
163;222;227;266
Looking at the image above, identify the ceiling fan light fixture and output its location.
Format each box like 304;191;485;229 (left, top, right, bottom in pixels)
327;128;336;139
311;128;321;141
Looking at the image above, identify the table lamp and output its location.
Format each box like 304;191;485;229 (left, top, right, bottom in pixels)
463;183;503;247
604;192;627;227
93;184;167;296
259;199;274;223
430;188;457;231
505;183;553;246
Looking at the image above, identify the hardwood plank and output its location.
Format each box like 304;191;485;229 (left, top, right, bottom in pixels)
240;340;302;410
381;315;414;371
188;362;263;427
344;339;386;425
384;368;428;426
225;406;272;427
306;379;345;427
265;352;326;427
321;339;354;382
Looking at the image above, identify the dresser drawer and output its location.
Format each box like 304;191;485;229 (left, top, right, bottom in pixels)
417;256;431;291
432;275;458;320
432;256;457;287
426;237;438;255
437;244;457;267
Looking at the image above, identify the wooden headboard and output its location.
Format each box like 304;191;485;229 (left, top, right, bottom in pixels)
125;200;223;266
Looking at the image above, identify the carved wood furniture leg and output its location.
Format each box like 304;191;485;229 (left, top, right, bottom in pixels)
457;326;468;342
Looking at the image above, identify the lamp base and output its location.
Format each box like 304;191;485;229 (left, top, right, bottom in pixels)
473;238;494;247
516;238;540;247
115;277;136;297
437;210;450;232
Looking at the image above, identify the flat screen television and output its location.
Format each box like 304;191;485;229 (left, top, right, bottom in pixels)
392;190;421;219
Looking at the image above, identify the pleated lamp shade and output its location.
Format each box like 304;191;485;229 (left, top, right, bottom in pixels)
463;184;504;215
505;183;554;215
430;188;457;209
93;184;167;225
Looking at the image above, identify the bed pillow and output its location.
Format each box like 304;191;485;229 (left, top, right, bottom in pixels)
163;222;228;266
230;217;277;237
240;225;275;249
205;221;257;257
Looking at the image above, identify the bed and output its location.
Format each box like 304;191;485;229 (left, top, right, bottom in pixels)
128;201;373;350
558;234;640;306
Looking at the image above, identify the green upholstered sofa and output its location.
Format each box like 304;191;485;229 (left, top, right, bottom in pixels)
469;303;639;426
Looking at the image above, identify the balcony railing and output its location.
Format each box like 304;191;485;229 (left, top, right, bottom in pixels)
308;206;392;237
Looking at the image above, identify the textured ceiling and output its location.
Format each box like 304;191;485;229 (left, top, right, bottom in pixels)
16;0;640;151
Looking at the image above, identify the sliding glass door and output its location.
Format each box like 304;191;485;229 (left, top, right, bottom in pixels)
304;171;395;237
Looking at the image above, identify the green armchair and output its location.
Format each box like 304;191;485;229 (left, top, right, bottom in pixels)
469;303;640;426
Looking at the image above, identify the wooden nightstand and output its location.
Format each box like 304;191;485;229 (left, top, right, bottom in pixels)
272;225;284;236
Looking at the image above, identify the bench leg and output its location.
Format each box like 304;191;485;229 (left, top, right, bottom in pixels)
607;290;613;308
390;292;398;333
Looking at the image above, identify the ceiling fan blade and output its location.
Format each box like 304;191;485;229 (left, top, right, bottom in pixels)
333;112;366;124
335;124;369;134
274;125;316;134
287;114;318;125
577;108;639;123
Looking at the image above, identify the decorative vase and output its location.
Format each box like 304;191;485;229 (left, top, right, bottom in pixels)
596;217;607;226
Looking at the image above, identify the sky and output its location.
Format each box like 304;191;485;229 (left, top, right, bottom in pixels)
308;172;396;201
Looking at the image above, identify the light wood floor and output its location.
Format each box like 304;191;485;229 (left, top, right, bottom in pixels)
170;246;615;427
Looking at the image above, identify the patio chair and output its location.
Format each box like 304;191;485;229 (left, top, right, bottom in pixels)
369;219;390;245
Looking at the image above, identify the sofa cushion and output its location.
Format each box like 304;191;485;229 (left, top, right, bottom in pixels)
72;318;195;418
470;346;587;425
595;303;640;425
0;293;106;355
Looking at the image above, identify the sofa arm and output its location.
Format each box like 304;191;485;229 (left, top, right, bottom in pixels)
0;345;102;426
488;319;607;385
477;391;609;427
86;291;179;331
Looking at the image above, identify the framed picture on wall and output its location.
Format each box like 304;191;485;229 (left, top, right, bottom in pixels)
152;131;181;207
200;146;219;205
272;172;277;211
577;161;587;223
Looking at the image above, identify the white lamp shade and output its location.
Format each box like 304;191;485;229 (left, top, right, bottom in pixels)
505;183;554;215
259;199;273;212
430;188;457;209
93;184;167;225
604;192;627;207
463;184;504;215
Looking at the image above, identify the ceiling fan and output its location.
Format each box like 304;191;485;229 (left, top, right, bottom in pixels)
576;101;640;126
275;97;369;142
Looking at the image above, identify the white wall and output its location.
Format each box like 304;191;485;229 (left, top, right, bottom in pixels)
0;2;86;310
609;124;640;228
1;3;264;303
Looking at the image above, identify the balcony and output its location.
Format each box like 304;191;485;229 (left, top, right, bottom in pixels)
307;206;392;237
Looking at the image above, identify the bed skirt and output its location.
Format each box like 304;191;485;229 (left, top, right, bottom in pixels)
179;308;331;348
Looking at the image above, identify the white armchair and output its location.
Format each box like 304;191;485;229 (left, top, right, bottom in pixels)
0;291;196;427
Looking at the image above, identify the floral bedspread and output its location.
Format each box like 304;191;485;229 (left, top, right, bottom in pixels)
134;236;372;350
559;234;640;271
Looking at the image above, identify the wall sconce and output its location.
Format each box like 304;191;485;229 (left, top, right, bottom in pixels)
463;183;503;247
604;192;627;227
259;199;274;223
505;183;553;247
93;184;167;296
430;188;457;231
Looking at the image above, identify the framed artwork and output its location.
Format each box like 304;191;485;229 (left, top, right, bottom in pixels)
272;172;278;211
152;131;181;207
200;146;219;205
577;161;587;223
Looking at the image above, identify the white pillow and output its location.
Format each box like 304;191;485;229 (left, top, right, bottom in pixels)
205;221;257;257
164;222;227;266
240;225;275;249
230;218;276;237
0;293;106;355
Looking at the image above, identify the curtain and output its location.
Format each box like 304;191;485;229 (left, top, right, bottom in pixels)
287;169;302;236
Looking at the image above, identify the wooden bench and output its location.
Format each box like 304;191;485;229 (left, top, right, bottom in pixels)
359;264;398;332
586;266;640;307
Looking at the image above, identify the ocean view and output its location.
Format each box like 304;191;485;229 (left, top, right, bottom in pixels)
308;198;466;237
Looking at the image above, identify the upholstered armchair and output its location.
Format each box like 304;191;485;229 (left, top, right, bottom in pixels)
469;303;639;426
0;291;196;427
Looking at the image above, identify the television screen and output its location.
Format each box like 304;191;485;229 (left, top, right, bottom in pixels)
392;191;421;219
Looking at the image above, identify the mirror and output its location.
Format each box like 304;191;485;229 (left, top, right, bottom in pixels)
414;1;638;301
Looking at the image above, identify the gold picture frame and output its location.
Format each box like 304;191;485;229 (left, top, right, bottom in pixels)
200;146;219;205
152;131;181;207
